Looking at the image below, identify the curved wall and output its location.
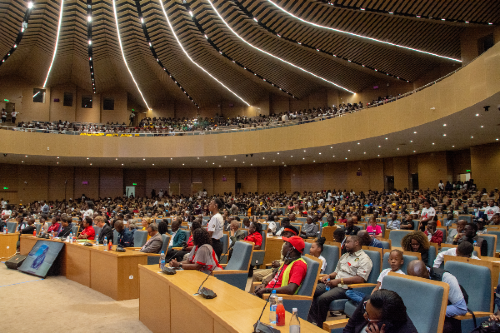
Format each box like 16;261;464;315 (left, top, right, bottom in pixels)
0;42;499;159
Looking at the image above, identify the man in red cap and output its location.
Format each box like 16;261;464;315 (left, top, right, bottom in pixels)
252;225;299;284
255;235;307;297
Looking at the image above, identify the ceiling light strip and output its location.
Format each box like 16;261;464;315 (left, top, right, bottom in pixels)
112;0;151;109
134;1;199;107
320;0;494;27
265;0;462;63
234;0;409;82
208;0;355;93
158;0;250;106
186;3;298;98
87;0;96;93
0;1;35;67
43;0;65;87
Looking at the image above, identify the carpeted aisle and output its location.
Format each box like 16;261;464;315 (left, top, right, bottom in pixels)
0;265;151;333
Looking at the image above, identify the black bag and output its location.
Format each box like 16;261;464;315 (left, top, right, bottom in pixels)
5;254;27;269
471;321;500;333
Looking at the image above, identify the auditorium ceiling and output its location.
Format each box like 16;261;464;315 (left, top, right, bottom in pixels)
0;0;498;109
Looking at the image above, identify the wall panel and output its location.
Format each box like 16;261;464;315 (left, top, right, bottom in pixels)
99;168;123;198
48;166;74;201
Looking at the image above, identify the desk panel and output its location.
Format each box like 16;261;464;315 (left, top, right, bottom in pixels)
139;268;171;333
66;244;91;287
264;237;284;264
0;233;19;259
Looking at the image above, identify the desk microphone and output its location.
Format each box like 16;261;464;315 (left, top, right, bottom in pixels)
194;261;218;299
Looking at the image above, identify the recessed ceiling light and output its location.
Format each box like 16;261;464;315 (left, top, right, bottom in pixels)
432;143;435;145
397;148;399;150
116;158;118;160
57;157;59;159
410;140;413;143
357;142;360;145
377;155;380;157
87;158;89;159
378;145;381;148
234;159;237;161
206;160;208;162
273;160;275;162
319;152;321;155
197;157;199;159
152;164;154;165
143;158;145;160
471;136;474;138
182;163;184;166
452;146;455;148
242;162;244;164
291;156;293;157
171;158;173;160
277;152;280;154
443;134;446;136
413;151;416;153
333;155;335;157
282;162;284;164
219;165;221;167
251;164;253;166
443;124;446;126
364;152;366;154
330;147;333;149
213;162;215;164
313;160;315;162
497;139;499;141
25;155;28;157
385;138;388;140
224;156;226;158
22;161;24;163
304;150;306;152
121;163;124;166
262;157;265;159
481;125;484;128
348;150;350;152
90;163;92;165
476;114;479;116
414;131;417;134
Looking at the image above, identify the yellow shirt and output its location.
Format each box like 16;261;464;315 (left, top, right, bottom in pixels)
143;227;151;240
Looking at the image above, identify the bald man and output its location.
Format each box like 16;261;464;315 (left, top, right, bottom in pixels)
407;260;466;332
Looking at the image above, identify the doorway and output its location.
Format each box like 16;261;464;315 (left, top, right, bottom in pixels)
458;173;470;182
410;174;419;191
169;183;180;196
385;176;395;192
125;186;136;198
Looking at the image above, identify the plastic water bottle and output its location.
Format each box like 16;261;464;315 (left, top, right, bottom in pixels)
269;290;277;325
4;227;7;234
325;277;331;291
289;308;300;333
95;233;99;245
160;252;166;270
276;297;285;326
69;232;73;243
103;236;108;251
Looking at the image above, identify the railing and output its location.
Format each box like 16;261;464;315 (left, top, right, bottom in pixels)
0;59;468;138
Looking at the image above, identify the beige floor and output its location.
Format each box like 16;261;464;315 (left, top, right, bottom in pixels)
0;265;150;333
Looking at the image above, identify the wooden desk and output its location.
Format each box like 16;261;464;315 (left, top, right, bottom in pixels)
139;266;324;333
0;233;19;259
263;236;284;264
20;235;148;300
90;245;148;300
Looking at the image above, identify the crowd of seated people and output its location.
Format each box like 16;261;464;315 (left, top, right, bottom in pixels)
4;97;401;135
2;181;500;332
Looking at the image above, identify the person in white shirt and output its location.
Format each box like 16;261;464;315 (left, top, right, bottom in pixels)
438;180;444;191
207;198;224;259
419;200;435;231
372;250;405;293
309;237;327;274
82;201;94;219
433;241;480;268
485;199;500;221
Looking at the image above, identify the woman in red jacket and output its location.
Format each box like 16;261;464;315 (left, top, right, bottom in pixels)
78;216;95;240
244;222;262;250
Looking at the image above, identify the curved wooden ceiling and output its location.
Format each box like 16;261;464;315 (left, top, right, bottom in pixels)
0;0;498;109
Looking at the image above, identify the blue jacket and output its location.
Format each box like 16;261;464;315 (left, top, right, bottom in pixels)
117;229;134;247
369;238;384;249
170;230;187;248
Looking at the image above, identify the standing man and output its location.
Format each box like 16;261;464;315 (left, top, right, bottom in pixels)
1;108;6;123
129;112;135;126
207;198;224;259
485;199;500;221
11;109;19;124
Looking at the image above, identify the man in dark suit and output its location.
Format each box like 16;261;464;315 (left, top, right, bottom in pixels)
115;220;133;247
95;216;113;243
140;223;163;253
